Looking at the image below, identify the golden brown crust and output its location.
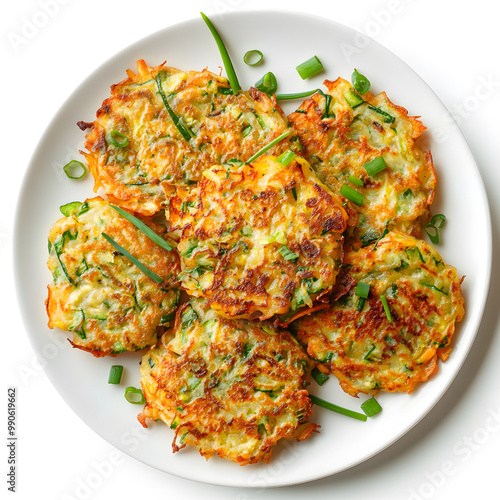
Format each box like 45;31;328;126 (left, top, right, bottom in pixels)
293;231;464;396
289;78;437;250
138;298;318;465
80;60;299;216
169;155;347;320
46;197;180;356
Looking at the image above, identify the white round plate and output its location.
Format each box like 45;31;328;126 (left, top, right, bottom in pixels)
14;10;491;488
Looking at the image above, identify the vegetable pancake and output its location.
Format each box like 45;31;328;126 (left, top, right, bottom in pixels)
79;59;298;216
46;197;180;356
138;298;318;465
293;231;464;396
288;77;436;249
169;154;348;322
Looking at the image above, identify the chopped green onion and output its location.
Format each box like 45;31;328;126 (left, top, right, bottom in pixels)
161;312;175;324
108;365;123;384
243;49;263;66
361;397;382;417
124;386;146;405
255;72;277;95
344;89;365;108
340;184;364;206
380;295;393;323
364;344;377;361
108;130;129;148
355;281;370;299
357;297;366;312
364;156;387;176
309;394;367;422
317;89;335;119
296;55;324;80
101;232;163;284
278;245;299;262
156;72;194;143
311;367;329;386
242;124;253;137
59;201;85;217
110;205;173;252
275;89;317;100
63;160;87;180
368;105;395;124
419;281;449;295
348;174;364;187
423;214;446;244
276;150;296;166
244;130;291;164
351;69;371;94
373;226;389;250
200;12;240;94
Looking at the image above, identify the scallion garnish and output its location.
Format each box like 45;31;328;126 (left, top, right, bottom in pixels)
275;89;317;100
423;214;446;244
317;89;334;119
355;281;370;299
156;72;194;143
108;365;123;384
380;295;393;323
309;394;367;422
344;89;365;108
244;130;291;164
276;150;296;166
361;397;382;417
278;245;299;262
348;174;364;187
102;232;163;284
351;69;371;95
340;184;364;206
110;205;174;252
243;49;263;66
419;281;448;295
363;156;387;176
368;105;395;124
373;226;389;250
124;386;146;405
108;130;129;148
311;367;329;386
59;201;83;216
63;160;87;180
255;71;277;95
201;12;241;95
296;55;324;80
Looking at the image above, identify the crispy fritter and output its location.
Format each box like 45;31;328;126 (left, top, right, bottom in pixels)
289;78;436;249
80;59;298;216
169;155;348;322
138;298;318;465
46;197;180;356
293;232;464;396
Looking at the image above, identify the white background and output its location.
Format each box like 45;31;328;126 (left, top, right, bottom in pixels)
2;1;499;499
